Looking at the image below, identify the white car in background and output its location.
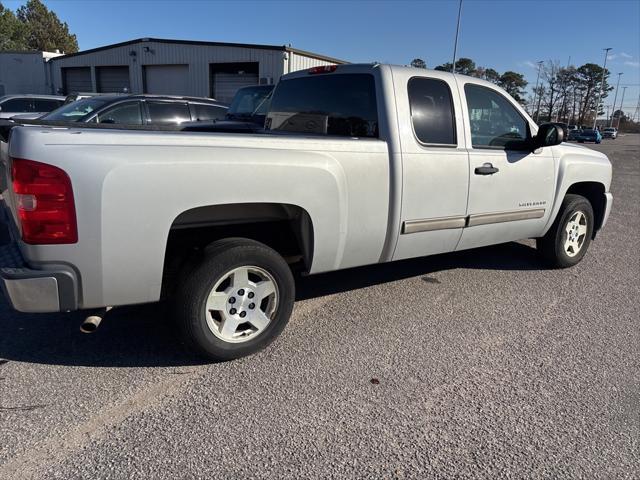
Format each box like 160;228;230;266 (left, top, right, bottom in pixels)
0;94;65;119
602;127;618;139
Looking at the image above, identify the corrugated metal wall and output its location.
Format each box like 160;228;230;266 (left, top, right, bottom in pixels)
286;52;338;74
0;53;54;95
50;42;343;99
51;41;288;98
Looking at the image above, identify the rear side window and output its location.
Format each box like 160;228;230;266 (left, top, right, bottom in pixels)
1;98;32;112
147;102;191;124
408;78;456;145
33;99;63;112
267;73;378;138
191;104;227;121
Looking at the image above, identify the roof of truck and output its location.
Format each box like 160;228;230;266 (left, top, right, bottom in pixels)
280;62;495;87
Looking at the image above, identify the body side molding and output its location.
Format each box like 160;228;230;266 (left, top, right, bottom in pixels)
402;208;545;234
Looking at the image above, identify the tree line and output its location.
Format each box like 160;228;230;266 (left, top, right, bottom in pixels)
411;57;617;127
411;57;528;104
0;0;78;53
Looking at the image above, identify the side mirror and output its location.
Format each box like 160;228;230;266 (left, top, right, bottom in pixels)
533;123;564;149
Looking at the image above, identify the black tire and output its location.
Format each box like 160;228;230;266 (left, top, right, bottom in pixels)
537;194;594;268
173;238;295;361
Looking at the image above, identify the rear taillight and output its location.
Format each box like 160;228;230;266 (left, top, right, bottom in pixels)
11;158;78;244
308;65;338;74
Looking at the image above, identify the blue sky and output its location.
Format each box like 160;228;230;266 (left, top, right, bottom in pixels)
5;0;640;113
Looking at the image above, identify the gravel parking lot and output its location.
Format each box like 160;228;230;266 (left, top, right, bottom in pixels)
1;135;638;479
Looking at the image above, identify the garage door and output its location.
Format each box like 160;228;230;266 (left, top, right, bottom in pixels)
210;62;259;103
211;73;259;103
62;67;92;94
96;66;130;93
144;65;189;96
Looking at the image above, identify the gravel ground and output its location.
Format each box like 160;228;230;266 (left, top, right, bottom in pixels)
0;135;638;479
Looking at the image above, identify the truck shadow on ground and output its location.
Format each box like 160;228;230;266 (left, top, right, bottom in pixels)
0;241;541;368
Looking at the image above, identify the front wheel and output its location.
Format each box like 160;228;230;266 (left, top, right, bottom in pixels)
173;238;295;361
537;194;594;268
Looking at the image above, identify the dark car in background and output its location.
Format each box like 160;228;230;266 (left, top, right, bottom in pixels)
180;85;274;134
576;129;602;144
568;129;582;141
41;94;227;125
226;85;273;125
0;94;65;119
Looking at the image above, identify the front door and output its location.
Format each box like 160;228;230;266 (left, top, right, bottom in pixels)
456;82;556;251
392;71;470;261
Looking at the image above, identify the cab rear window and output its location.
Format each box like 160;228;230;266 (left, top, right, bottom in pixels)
266;73;378;138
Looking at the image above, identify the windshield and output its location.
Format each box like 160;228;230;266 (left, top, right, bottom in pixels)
582;130;595;135
228;86;273;118
43;97;112;121
604;128;614;132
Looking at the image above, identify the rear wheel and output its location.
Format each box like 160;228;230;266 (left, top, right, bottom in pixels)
537;194;594;268
174;238;295;361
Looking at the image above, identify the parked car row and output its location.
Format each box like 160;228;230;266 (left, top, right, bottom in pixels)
1;85;275;131
564;127;623;144
39;95;228;125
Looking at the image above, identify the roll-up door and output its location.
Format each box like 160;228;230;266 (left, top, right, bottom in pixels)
62;67;92;94
144;65;189;96
96;66;130;93
209;62;259;103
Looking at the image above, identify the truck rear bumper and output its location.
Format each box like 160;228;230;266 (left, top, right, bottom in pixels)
1;207;79;313
1;266;78;313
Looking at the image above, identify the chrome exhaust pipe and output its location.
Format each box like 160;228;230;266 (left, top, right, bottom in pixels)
80;307;111;334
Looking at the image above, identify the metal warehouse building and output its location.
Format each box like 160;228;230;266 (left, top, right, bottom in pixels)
49;38;346;103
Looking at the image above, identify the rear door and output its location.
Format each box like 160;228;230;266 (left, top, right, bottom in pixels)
456;82;555;250
391;70;470;261
145;100;192;125
189;103;227;121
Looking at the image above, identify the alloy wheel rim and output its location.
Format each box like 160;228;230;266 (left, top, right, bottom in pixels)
564;211;588;258
204;266;278;343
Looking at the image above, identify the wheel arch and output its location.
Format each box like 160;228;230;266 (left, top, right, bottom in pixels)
161;202;314;297
565;181;607;237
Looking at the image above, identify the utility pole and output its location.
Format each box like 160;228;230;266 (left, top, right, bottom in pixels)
616;86;627;129
561;56;572;123
452;0;463;74
532;60;544;123
593;47;612;129
609;72;622;127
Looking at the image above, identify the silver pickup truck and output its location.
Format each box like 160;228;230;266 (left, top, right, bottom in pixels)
0;64;613;360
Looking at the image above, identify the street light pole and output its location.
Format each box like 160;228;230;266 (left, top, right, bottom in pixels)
609;72;622;127
533;60;543;123
593;47;612;129
452;0;463;74
616;86;627;129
